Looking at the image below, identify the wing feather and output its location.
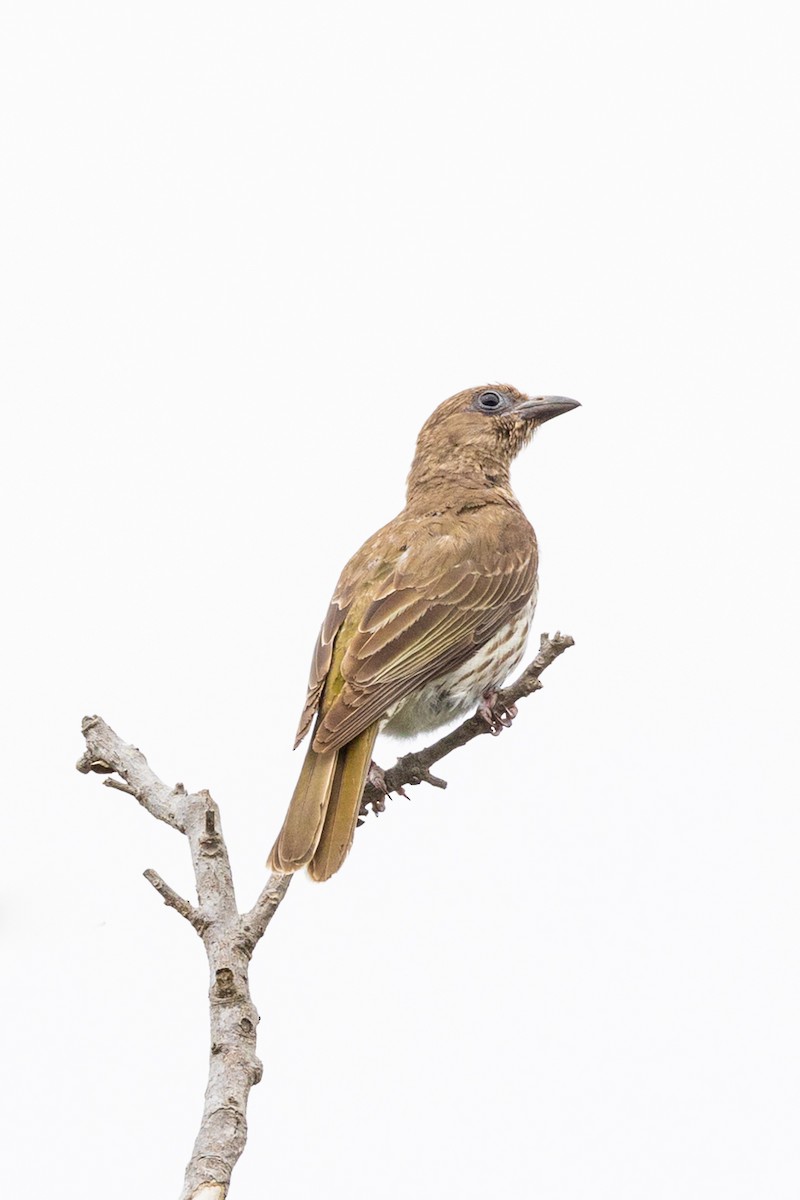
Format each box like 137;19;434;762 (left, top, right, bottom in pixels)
293;599;348;747
294;507;537;755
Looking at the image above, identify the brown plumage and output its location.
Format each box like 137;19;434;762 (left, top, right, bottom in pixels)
268;384;579;880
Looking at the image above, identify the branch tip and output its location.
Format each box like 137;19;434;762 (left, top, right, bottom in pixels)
103;776;137;796
143;869;205;933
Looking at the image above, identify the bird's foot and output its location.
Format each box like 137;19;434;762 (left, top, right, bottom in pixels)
366;761;390;803
359;761;409;823
368;760;414;800
476;690;518;736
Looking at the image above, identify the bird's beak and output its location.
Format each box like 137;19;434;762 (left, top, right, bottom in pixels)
515;396;581;423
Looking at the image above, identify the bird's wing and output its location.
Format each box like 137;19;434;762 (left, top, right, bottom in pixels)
294;597;349;747
307;514;536;753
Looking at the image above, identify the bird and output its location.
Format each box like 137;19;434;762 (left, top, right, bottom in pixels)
268;384;579;881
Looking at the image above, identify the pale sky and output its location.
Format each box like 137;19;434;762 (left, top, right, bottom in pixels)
3;2;799;1197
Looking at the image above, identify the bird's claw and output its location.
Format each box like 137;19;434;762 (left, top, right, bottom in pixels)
368;761;409;799
477;692;518;735
361;763;409;821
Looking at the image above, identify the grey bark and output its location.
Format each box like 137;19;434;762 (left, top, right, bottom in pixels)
76;720;291;1198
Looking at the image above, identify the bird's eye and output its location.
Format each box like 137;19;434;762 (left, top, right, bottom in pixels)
476;390;504;412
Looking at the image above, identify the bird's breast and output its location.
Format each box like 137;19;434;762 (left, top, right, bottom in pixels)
381;593;536;739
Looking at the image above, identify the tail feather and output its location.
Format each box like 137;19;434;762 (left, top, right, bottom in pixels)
268;721;380;879
308;724;379;882
267;741;338;873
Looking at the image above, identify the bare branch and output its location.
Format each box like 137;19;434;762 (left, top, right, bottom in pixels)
77;717;266;1199
241;872;293;950
500;630;575;704
77;715;183;831
77;630;573;1196
143;869;207;934
103;777;138;797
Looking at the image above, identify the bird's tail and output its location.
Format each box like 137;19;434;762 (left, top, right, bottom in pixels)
267;722;379;881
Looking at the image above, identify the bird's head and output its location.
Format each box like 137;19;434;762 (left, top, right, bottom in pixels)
407;384;580;498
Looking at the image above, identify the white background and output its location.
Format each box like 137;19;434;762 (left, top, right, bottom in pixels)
2;2;799;1197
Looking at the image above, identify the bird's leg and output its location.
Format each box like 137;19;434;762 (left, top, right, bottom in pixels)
476;690;519;735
